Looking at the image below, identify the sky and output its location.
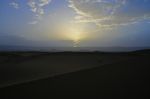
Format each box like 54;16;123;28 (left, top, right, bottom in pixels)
0;0;150;47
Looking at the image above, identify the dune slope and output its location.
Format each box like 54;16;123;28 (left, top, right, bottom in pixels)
0;51;150;98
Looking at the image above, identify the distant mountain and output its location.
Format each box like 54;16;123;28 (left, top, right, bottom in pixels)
0;35;73;51
0;35;31;46
0;35;150;52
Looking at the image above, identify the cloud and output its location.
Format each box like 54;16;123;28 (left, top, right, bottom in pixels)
9;2;19;9
68;0;150;28
28;0;52;20
9;0;150;26
28;21;38;25
9;0;52;24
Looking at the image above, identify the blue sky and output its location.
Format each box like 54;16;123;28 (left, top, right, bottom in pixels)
0;0;150;47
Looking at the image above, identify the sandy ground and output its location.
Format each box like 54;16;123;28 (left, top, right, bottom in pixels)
0;52;132;87
0;50;150;98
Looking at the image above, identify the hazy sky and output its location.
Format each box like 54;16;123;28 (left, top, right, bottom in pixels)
0;0;150;47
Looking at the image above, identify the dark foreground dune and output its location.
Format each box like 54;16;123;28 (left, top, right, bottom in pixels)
0;50;150;98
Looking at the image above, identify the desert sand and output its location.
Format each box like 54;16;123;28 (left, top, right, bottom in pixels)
0;50;150;98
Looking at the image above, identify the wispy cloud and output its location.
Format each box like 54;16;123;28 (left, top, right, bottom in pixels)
9;2;19;9
28;21;38;25
28;0;52;22
10;0;52;24
68;0;150;28
9;0;150;26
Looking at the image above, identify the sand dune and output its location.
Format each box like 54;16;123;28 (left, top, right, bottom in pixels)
0;52;131;88
0;50;150;98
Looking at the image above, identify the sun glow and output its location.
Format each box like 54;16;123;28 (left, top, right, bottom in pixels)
60;23;87;47
68;28;81;47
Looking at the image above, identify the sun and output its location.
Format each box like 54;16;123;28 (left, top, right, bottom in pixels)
69;28;82;47
68;28;81;38
67;26;85;47
61;23;86;47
